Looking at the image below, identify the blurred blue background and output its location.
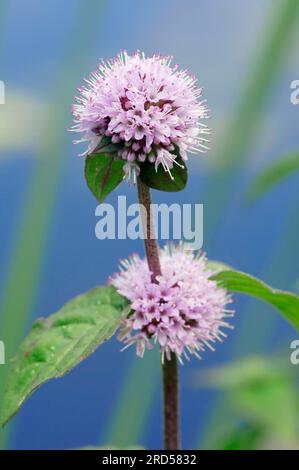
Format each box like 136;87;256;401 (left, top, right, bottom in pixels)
0;0;299;450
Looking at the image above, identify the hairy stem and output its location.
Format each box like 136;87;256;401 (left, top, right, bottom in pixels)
162;352;180;450
136;177;161;280
137;177;180;450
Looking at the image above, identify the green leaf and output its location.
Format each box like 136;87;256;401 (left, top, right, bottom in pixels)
85;150;124;203
247;151;299;201
139;151;187;192
1;286;129;427
209;268;299;329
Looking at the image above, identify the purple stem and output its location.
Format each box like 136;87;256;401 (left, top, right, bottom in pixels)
137;177;180;450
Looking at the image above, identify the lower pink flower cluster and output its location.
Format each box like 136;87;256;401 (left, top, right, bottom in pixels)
110;245;234;362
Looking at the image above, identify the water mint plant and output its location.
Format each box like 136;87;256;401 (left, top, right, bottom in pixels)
1;52;299;451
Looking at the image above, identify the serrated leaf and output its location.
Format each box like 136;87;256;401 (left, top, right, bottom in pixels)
140;153;187;192
85;151;124;203
1;286;129;427
209;268;299;329
246;151;299;201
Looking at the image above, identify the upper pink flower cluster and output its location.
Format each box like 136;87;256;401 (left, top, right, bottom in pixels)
110;245;233;362
72;51;210;181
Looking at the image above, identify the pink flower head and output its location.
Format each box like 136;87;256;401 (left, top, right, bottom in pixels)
110;244;234;363
72;51;210;182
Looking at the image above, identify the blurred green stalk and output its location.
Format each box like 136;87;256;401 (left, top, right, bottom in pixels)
205;0;299;240
0;0;107;449
201;0;299;448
